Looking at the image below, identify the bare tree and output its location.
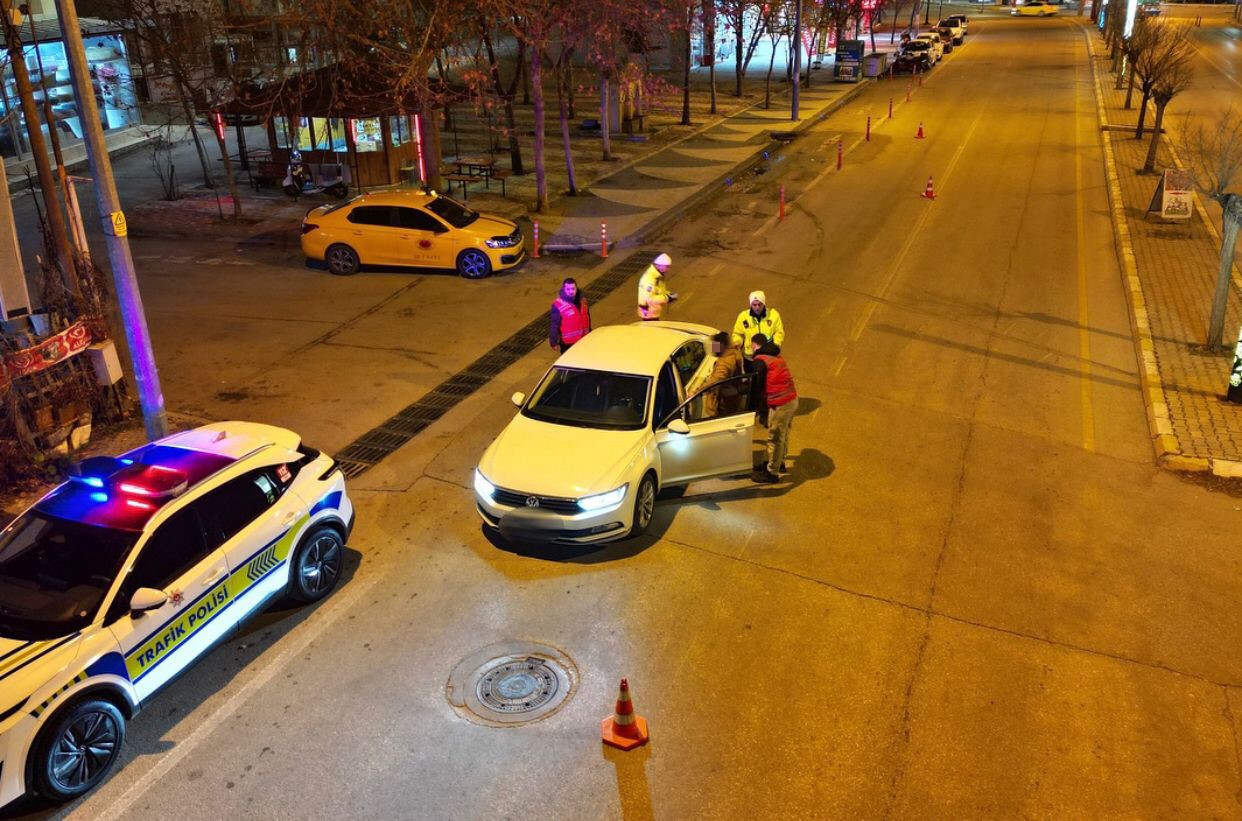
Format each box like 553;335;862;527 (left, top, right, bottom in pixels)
1121;15;1155;110
1141;28;1193;174
718;0;767;96
1179;106;1242;348
1130;19;1189;141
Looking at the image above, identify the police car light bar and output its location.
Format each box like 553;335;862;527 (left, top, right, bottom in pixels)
66;455;129;487
111;463;189;500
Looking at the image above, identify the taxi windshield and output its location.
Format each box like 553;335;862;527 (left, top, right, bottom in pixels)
523;367;651;430
426;195;479;229
0;512;137;640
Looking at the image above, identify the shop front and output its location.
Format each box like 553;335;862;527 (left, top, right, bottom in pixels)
1;17;140;161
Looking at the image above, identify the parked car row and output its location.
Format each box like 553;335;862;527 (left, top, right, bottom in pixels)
892;15;969;74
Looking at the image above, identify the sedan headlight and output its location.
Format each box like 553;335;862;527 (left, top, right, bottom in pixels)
485;235;520;249
474;469;496;499
577;484;628;513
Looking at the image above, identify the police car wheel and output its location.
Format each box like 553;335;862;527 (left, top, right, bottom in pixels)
628;473;657;538
457;249;493;279
326;244;360;276
31;698;125;801
288;526;345;603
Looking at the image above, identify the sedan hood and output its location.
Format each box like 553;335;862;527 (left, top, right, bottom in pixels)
0;633;83;714
472;214;516;237
479;414;645;498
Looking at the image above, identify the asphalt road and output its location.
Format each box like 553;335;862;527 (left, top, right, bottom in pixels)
8;9;1242;820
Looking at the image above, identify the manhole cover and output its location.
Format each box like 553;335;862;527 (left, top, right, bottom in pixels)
447;641;577;727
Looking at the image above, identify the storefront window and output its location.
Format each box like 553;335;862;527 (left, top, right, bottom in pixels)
352;118;381;153
296;116;313;151
389;115;412;147
0;32;137;159
312;118;347;152
273;116;291;148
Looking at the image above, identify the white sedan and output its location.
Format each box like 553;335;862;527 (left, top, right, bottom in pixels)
474;322;758;544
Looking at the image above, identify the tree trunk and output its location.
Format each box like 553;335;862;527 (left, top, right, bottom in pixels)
212;129;243;220
1114;54;1125;89
417;103;443;192
557;65;577;195
600;75;612;161
482;32;525;175
530;46;547;213
681;6;692;125
764;39;777;109
567;63;576;119
735;20;744;96
1124;66;1136;109
1135;88;1152;138
1206;195;1242;347
521;54;531;106
1142;98;1167;173
177;94;214;188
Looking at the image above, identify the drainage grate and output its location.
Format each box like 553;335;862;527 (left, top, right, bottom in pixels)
447;642;577;727
333;250;656;477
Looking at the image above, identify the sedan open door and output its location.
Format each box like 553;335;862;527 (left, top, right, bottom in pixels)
655;374;757;485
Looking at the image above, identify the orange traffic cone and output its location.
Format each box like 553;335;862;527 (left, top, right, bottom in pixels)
915;122;925;140
921;176;937;200
601;678;649;750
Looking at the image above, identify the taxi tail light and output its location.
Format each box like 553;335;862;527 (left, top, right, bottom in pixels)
302;223;320;234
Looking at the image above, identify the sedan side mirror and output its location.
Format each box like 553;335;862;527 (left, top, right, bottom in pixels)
668;418;691;435
511;392;526;408
129;587;167;615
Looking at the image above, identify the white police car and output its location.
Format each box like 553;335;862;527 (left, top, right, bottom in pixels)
0;421;353;807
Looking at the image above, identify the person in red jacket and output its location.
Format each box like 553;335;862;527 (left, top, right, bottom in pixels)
549;278;591;353
749;333;798;483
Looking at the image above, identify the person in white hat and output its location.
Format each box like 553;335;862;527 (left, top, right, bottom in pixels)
731;290;785;358
637;253;677;320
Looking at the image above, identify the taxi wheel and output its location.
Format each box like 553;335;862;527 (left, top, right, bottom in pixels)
628;473;658;538
457;249;493;279
326;244;361;276
31;698;125;802
288;525;344;603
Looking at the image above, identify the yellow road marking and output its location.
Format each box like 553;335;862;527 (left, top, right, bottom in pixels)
1076;67;1097;452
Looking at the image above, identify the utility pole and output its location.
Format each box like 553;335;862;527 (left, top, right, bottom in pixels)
791;0;802;120
0;0;79;303
54;0;168;439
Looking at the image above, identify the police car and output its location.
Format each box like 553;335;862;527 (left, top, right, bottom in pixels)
0;422;353;807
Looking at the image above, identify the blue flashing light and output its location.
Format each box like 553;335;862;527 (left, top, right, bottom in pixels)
89;492;108;503
82;476;105;488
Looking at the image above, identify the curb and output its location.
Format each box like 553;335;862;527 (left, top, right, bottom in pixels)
1079;24;1188;471
631;80;873;246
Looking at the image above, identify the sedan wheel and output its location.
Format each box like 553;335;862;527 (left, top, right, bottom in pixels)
326;244;360;276
288;525;345;603
457;249;493;279
33;699;125;801
628;474;657;538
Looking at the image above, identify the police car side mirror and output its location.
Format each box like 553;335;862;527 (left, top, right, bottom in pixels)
668;419;691;435
129;587;167;615
511;392;526;408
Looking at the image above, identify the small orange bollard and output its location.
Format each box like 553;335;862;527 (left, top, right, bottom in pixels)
906;81;912;103
836;139;843;170
915;122;925;140
600;222;608;258
889;97;894;118
532;221;540;259
601;678;649;750
866;115;871;142
921;176;937;200
918;69;923;88
779;184;786;220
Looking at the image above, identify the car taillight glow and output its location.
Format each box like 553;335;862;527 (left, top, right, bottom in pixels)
302;223;320;234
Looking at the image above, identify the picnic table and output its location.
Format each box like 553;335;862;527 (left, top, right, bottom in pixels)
442;156;511;199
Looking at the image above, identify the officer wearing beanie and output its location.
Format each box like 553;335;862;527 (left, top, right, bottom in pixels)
637;253;677;320
731;290;785;359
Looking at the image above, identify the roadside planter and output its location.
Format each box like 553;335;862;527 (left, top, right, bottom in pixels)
863;53;888;77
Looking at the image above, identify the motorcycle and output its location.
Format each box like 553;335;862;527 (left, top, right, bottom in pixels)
283;150;349;199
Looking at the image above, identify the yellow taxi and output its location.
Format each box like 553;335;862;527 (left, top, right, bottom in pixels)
301;190;526;278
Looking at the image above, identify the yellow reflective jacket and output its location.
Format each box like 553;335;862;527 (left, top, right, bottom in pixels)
637;266;671;319
732;308;785;355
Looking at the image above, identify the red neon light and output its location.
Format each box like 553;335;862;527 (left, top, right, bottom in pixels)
412;114;426;185
212;111;226;141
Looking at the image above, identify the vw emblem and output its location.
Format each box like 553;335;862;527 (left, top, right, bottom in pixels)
525;496;540;508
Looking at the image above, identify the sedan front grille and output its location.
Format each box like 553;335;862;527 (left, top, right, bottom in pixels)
492;487;580;515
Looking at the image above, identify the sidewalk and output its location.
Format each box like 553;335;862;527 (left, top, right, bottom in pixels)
3;124;156;193
1083;26;1242;474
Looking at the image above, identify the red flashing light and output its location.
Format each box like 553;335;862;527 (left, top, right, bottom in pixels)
212;111;226;141
126;498;155;510
111;463;188;500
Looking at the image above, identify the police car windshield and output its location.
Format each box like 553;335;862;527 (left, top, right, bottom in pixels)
0;512;137;640
426;195;479;229
523;367;651;430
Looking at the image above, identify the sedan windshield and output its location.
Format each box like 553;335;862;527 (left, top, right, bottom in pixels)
426;195;479;229
523;367;651;430
0;512;138;640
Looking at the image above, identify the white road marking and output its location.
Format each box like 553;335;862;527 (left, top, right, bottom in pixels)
83;569;381;821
